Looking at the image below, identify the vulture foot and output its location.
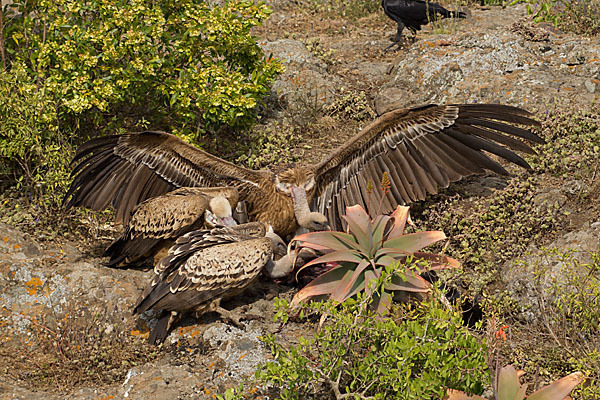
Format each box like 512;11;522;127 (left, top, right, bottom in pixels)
208;305;247;329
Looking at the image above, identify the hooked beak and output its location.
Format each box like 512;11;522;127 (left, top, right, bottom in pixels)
219;215;237;227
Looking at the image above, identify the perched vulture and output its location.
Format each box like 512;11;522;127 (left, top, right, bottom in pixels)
133;222;291;344
63;103;543;233
382;0;466;48
103;186;239;267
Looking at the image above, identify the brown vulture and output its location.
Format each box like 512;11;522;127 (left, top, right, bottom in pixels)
133;222;291;344
63;103;543;234
103;186;239;267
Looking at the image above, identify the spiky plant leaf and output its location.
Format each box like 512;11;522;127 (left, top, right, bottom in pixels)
387;205;411;238
445;365;584;400
293;231;357;252
291;204;459;313
387;271;431;292
290;264;354;308
331;260;371;303
295;249;363;277
412;252;462;270
382;231;448;253
344;204;371;233
497;365;525;400
372;291;393;315
527;371;585;400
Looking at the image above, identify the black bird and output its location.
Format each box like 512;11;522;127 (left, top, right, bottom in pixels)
382;0;467;49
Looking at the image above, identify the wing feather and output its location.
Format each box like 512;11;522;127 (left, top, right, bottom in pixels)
64;131;270;224
313;103;542;229
133;228;271;315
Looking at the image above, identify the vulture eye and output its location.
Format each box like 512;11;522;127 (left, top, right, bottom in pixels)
275;180;292;194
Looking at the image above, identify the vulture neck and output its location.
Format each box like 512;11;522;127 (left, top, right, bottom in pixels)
264;257;293;278
290;186;314;229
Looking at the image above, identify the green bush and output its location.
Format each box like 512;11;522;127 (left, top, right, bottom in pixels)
0;64;72;205
0;0;283;206
529;248;600;399
511;0;600;36
3;0;283;136
258;289;489;399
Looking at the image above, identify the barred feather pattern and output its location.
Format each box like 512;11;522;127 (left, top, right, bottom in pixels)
133;223;270;316
102;187;239;267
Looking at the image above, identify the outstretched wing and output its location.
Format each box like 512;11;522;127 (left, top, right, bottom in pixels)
312;103;543;229
63;131;270;224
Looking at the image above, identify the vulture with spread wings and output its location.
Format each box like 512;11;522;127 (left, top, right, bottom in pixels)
63;103;543;234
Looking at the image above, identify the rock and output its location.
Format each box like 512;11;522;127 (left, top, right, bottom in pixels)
260;39;327;72
585;79;596;93
503;223;600;324
260;39;341;113
532;189;568;211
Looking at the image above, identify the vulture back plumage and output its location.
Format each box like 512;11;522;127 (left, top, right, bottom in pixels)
103;186;238;267
133;222;273;344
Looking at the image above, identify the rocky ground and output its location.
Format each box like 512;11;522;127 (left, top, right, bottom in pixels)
1;1;599;399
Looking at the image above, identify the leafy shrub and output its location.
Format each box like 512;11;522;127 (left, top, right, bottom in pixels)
3;0;283;136
529;108;600;179
0;0;283;206
259;292;489;399
290;203;460;314
512;0;600;36
523;248;600;399
0;64;73;205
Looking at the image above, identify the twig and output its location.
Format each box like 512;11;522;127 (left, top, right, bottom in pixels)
316;368;375;400
0;4;5;70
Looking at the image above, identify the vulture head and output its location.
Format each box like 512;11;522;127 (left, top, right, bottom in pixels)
274;166;328;232
205;195;237;227
264;225;295;279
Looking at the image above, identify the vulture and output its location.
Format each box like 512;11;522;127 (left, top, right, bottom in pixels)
382;0;467;48
103;186;239;267
133;222;291;344
63;103;543;233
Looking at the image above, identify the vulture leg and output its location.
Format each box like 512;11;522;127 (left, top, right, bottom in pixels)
202;299;246;329
394;21;406;42
384;21;406;52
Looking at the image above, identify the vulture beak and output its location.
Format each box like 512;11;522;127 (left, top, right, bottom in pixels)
219;215;237;227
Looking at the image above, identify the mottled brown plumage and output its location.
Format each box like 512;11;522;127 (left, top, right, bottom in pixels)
133;222;287;344
103;186;238;267
64;103;543;232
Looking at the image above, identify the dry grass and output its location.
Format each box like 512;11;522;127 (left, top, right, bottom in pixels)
0;305;159;392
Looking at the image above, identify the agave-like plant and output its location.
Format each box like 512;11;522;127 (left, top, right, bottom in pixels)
446;365;584;400
289;204;460;313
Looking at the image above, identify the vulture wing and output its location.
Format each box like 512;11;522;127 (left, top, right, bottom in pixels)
313;103;543;229
133;228;272;316
103;187;239;266
63;131;270;224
